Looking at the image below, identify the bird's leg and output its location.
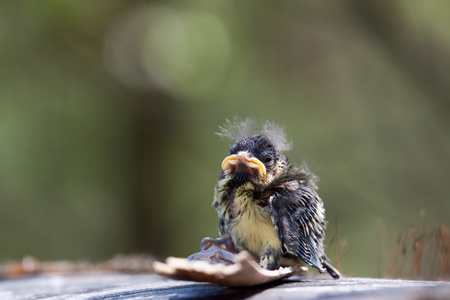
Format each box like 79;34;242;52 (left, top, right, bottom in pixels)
187;246;236;265
187;237;240;265
199;237;239;253
260;248;280;270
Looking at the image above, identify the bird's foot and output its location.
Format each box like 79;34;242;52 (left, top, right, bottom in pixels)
199;237;238;253
260;248;279;270
187;245;236;265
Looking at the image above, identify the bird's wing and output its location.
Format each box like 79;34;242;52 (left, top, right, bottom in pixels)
269;182;327;272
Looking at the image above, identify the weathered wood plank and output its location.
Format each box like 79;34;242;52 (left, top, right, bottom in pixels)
0;274;448;300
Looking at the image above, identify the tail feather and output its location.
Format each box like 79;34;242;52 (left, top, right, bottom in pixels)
322;261;341;279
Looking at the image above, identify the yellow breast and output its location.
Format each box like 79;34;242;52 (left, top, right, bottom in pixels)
228;185;281;259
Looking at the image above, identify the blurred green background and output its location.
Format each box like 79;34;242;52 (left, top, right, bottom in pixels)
0;0;449;278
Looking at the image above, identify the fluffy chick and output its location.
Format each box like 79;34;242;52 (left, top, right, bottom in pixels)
211;118;340;279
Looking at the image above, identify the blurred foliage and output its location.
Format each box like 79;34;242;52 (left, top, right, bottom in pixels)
0;0;448;278
376;213;450;280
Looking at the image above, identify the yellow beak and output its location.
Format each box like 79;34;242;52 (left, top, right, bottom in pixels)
221;152;267;176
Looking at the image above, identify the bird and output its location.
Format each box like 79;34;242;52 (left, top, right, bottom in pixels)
206;118;340;279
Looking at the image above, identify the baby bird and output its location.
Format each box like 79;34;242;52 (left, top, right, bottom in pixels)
210;118;340;279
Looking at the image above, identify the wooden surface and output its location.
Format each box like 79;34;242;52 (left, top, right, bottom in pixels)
0;273;449;299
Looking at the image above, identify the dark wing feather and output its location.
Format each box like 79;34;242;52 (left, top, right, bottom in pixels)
269;182;327;273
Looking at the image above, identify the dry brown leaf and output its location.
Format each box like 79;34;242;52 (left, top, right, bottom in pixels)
153;248;295;286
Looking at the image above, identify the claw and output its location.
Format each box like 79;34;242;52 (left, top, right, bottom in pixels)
187;246;235;265
199;237;238;253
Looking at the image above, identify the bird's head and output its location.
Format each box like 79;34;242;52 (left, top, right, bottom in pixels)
221;135;288;185
217;118;291;185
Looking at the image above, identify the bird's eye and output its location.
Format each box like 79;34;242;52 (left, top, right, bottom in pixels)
264;157;273;164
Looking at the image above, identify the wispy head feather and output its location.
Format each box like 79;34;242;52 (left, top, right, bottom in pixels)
217;117;292;152
262;121;292;152
217;117;258;142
